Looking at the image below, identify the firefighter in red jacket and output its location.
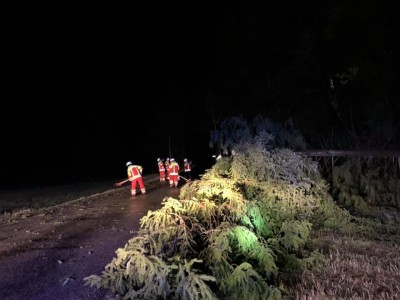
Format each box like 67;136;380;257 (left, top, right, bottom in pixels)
126;161;146;196
183;158;192;181
168;158;180;188
157;158;166;183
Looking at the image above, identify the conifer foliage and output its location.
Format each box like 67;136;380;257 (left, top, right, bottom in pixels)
85;118;344;299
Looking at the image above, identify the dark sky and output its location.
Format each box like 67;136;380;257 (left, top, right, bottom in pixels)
2;1;399;188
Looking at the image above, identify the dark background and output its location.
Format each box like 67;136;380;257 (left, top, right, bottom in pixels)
2;1;399;188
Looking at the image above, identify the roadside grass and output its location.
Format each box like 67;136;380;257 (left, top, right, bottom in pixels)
287;220;400;299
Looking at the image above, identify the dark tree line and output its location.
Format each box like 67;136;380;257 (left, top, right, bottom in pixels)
202;0;399;150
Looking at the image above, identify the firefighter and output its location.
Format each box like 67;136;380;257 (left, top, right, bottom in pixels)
164;158;170;181
126;161;146;196
157;158;166;183
168;158;180;188
183;158;192;181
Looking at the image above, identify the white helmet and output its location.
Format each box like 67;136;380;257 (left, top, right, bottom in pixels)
170;158;175;162
184;158;188;162
126;161;132;166
157;158;160;162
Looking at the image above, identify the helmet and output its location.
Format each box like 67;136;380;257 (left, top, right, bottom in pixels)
184;158;188;162
126;161;132;166
166;158;169;161
170;158;175;162
157;158;160;162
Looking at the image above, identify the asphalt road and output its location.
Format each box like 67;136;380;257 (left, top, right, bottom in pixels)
0;174;181;300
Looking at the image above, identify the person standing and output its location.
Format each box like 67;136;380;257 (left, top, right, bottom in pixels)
168;158;180;188
157;158;166;183
164;158;170;181
126;161;146;196
183;158;192;181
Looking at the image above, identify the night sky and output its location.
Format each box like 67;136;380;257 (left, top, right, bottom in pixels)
2;2;399;188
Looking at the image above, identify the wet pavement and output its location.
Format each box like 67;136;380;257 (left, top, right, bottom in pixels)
0;174;183;300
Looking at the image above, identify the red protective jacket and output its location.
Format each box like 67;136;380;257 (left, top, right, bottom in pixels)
158;161;165;172
169;161;179;176
184;161;191;172
127;165;143;180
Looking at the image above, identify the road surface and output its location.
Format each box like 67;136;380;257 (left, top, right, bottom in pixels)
0;174;181;300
